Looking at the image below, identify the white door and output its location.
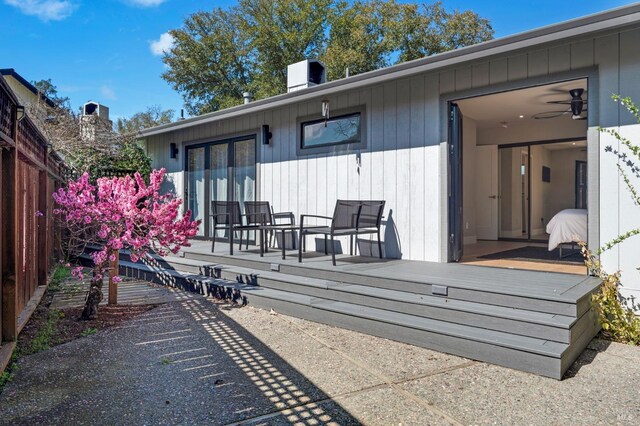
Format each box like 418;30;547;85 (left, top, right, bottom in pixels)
475;145;499;240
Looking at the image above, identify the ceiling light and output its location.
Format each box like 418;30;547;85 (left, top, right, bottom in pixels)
572;142;576;145
519;115;524;118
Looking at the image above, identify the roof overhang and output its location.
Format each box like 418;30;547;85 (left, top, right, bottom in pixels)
140;3;640;138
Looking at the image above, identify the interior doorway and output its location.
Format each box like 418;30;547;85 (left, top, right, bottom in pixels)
449;79;589;274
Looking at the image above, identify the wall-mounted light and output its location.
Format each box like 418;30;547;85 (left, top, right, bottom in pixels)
321;99;330;127
169;142;179;159
15;105;25;122
262;124;272;145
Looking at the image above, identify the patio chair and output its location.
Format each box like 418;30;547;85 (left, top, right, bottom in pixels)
210;201;260;255
298;200;385;266
244;201;295;249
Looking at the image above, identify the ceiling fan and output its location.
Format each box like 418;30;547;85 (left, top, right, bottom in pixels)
532;88;587;120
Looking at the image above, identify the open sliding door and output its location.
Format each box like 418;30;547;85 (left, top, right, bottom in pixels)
448;103;463;262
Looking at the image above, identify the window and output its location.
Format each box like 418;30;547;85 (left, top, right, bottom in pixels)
296;106;366;155
301;113;361;149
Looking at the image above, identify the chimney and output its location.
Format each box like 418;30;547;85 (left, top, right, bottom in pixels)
287;59;326;93
243;92;253;104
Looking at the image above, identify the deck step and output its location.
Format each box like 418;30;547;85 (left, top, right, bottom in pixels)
83;251;599;379
182;249;600;317
207;263;581;343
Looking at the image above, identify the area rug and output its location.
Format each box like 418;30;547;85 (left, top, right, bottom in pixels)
478;246;584;265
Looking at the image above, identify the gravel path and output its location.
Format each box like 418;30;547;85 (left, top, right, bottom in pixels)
1;286;638;425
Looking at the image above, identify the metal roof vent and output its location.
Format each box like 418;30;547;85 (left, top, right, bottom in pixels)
287;59;326;93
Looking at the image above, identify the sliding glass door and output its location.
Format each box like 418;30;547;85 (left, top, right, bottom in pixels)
499;146;529;240
185;135;257;239
187;147;206;236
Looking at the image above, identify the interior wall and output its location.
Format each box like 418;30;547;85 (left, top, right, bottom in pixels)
547;147;588;220
462;116;477;244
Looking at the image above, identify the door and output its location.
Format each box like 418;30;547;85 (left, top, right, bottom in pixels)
498;146;530;240
209;142;229;239
475;145;498;240
186;136;257;239
448;103;463;262
186;147;206;236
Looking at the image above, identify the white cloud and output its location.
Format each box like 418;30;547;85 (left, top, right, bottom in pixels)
126;0;166;7
100;85;117;101
150;32;175;56
4;0;76;21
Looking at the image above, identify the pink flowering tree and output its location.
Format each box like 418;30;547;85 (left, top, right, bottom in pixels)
53;168;200;320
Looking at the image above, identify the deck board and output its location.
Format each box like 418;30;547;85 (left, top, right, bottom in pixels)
181;241;600;303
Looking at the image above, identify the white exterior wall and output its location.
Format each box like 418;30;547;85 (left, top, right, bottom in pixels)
145;25;640;301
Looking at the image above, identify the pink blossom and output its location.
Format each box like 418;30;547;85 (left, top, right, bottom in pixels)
52;169;200;285
112;276;122;283
35;210;44;217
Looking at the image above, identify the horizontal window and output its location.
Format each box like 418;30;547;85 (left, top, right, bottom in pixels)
301;113;361;149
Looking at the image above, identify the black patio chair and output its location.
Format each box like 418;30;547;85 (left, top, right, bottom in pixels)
244;201;295;249
210;201;259;255
298;200;385;266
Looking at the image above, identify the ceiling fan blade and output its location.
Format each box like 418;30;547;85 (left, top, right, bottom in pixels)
533;110;570;119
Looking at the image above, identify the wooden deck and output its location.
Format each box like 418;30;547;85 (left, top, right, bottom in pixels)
111;240;601;380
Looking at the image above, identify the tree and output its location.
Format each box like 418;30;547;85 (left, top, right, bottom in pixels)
162;0;493;115
115;105;175;135
31;78;71;109
26;92;152;180
53;169;200;319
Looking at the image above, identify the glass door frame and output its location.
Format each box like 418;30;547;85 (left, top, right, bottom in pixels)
497;136;585;243
184;134;257;240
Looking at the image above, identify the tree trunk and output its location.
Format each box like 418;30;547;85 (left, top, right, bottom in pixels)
81;269;104;320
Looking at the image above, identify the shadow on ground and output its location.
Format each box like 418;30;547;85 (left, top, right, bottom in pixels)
0;290;362;425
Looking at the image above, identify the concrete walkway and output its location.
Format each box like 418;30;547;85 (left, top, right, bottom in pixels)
1;286;638;425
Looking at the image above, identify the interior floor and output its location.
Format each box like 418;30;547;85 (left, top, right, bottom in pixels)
461;240;587;275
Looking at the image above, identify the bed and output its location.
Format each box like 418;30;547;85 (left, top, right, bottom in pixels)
546;209;587;251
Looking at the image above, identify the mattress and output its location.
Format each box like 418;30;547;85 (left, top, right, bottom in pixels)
545;209;587;251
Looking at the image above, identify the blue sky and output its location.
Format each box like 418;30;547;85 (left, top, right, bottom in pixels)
0;0;636;122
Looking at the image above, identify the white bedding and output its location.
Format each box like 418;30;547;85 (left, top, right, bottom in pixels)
546;209;587;251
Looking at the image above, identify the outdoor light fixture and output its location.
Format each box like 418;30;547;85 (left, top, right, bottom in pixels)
321;99;330;127
15;105;25;122
169;142;179;159
262;124;272;145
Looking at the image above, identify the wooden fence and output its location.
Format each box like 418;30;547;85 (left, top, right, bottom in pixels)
0;75;66;366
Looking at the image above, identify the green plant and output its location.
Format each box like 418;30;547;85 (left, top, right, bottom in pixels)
0;370;14;390
582;244;640;344
26;309;63;354
161;357;174;365
586;94;640;345
81;328;97;337
48;264;71;293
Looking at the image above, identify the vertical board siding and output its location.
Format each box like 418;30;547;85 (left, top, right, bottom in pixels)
383;82;399;257
548;44;571;74
471;63;490;88
594;33;620;274
508;54;528;81
409;76;426;260
396;79;412;259
570;39;595;70
527;49;549;77
489;58;508;85
455;67;472;92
